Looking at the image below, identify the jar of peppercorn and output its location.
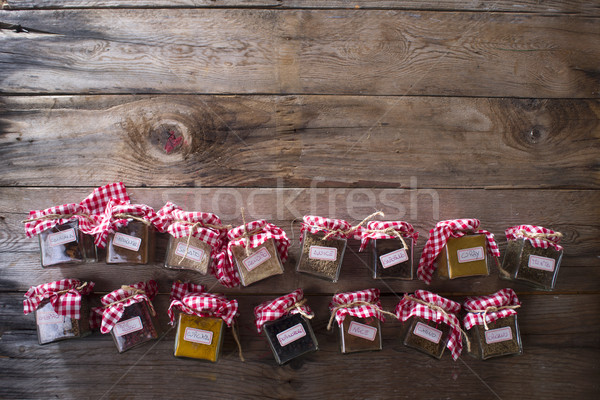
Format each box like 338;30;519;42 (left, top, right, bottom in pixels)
417;219;500;284
328;289;386;354
254;289;319;365
168;281;240;362
92;280;160;353
396;290;465;360
23;279;95;345
501;225;564;290
463;288;523;360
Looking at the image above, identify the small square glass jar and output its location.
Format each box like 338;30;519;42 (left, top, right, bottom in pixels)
106;220;155;264
262;313;319;365
35;300;91;345
38;220;97;267
297;231;347;282
110;301;159;353
230;238;284;286
501;238;563;290
372;237;414;280
403;316;450;359
339;315;382;354
164;236;212;274
174;313;224;362
468;315;522;360
436;234;489;279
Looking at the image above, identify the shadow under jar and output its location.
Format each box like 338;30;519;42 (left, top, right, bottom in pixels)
174;313;224;362
339;315;382;354
165;236;212;274
35;299;91;345
502;238;563;291
106;220;155;264
372;237;414;280
110;301;159;353
263;313;319;365
231;238;284;286
403;316;451;359
296;231;347;282
39;220;97;267
436;234;489;280
468;315;522;360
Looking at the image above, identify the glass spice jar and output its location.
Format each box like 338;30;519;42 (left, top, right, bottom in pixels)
436;234;490;279
35;299;91;345
174;313;224;362
372;237;414;280
38;220;97;267
339;315;382;354
231;238;284;286
403;316;450;359
165;236;213;274
468;315;522;360
111;301;159;353
262;313;319;365
502;238;563;291
297;231;347;282
106;220;155;264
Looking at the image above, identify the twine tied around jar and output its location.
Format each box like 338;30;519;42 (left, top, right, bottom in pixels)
321;211;384;240
103;285;156;316
326;300;398;331
466;305;521;331
230;320;245;362
519;229;563;243
113;213;151;225
55;281;89;296
239;208;264;256
22;212;95;223
284;298;314;320
402;294;471;352
172;219;232;265
363;227;409;250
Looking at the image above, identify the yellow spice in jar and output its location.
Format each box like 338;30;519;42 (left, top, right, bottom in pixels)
174;313;224;362
437;234;489;279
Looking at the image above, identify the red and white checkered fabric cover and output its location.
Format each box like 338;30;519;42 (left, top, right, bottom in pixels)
505;225;563;251
24;182;129;237
329;288;385;327
359;220;419;251
90;198;165;248
395;290;463;360
463;288;521;330
167;281;238;327
300;215;361;240
254;289;314;332
157;201;226;256
91;280;158;334
417;219;500;284
213;220;290;288
23;279;94;319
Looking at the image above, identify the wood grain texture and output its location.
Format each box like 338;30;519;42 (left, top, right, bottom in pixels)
4;0;600;14
1;10;599;97
2;95;598;188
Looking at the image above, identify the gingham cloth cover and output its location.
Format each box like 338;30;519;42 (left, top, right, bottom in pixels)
505;225;563;251
329;288;385;327
301;215;364;240
254;289;314;332
359;220;419;252
24;182;130;237
90;198;165;248
395;290;463;360
23;279;95;319
157;201;226;256
463;288;521;330
91;280;158;334
167;281;238;327
417;219;500;284
214;220;290;288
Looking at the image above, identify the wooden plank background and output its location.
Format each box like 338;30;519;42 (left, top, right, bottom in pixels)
1;1;599;399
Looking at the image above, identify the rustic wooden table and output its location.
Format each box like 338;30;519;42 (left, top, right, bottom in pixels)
1;1;599;399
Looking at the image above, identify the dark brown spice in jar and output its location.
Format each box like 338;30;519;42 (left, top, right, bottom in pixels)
165;236;212;274
502;239;562;290
231;238;284;286
263;313;319;364
110;301;159;353
297;232;347;282
106;220;154;264
340;315;382;354
403;316;450;359
35;299;91;345
372;238;413;280
470;315;521;359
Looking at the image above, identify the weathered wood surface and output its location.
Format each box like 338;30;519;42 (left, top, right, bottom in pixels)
1;10;599;97
2;96;599;188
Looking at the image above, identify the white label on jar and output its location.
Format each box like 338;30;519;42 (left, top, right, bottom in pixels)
113;232;142;252
485;326;513;344
528;255;555;272
276;323;307;347
48;228;77;247
457;246;485;263
380;248;409;269
242;247;271;272
36;309;66;325
413;321;442;344
113;316;143;337
184;327;213;345
308;246;337;261
347;321;377;341
175;242;205;262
